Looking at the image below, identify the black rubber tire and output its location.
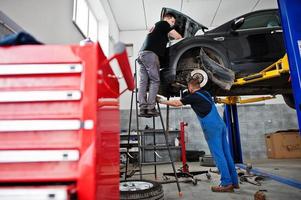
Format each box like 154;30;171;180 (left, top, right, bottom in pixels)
174;44;229;94
159;38;230;97
282;94;295;109
120;180;164;200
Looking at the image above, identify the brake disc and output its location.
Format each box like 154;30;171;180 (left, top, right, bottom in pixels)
190;69;208;87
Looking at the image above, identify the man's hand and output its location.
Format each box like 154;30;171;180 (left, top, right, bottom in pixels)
168;30;182;40
156;95;183;107
156;95;166;104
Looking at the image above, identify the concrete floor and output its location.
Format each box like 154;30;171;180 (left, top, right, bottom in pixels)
128;159;301;200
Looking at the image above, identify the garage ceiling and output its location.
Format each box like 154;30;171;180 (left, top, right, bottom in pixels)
107;0;278;31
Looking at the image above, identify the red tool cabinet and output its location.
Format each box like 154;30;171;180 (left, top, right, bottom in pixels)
0;43;134;199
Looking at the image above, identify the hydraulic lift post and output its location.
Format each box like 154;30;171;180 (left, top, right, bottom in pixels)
231;1;301;189
277;0;301;134
223;104;243;163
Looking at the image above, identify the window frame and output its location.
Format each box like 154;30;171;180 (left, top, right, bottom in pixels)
237;11;281;31
72;0;99;41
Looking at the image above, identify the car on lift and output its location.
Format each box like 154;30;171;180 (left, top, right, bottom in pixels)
159;8;294;108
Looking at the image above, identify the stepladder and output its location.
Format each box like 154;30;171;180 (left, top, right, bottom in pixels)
121;59;182;196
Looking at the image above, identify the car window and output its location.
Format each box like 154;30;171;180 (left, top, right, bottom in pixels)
238;12;281;30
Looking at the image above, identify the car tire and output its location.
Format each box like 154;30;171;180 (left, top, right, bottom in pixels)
282;94;295;109
173;39;230;71
174;41;229;91
120;180;164;200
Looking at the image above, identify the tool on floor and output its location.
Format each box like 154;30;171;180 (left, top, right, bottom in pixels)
246;163;253;175
122;59;182;196
162;122;211;185
209;168;219;174
240;175;265;186
238;166;265;186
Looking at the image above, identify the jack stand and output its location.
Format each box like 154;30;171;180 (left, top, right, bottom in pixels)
163;122;211;185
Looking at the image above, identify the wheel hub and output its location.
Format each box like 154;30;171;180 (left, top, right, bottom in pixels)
120;181;154;191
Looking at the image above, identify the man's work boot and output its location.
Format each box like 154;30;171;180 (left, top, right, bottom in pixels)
233;184;240;189
139;108;147;117
139;108;153;118
211;185;234;193
146;108;160;116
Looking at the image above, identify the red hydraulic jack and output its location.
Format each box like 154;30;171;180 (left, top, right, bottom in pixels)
163;122;211;185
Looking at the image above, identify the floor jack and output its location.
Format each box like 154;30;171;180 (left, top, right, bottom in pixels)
162;122;211;185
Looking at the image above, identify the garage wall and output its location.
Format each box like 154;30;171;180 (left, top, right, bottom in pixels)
119;30;148;109
121;104;299;161
237;104;298;161
0;0;120;56
0;0;83;44
120;30;148;65
88;0;120;55
0;0;127;107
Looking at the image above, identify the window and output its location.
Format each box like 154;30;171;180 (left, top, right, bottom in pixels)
73;0;98;41
88;11;98;41
238;12;281;30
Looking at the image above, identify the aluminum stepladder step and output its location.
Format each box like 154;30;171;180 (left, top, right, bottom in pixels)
123;59;182;195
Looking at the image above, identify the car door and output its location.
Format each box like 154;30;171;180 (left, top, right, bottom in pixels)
224;10;285;78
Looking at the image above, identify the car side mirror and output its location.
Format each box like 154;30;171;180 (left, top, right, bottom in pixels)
231;17;245;31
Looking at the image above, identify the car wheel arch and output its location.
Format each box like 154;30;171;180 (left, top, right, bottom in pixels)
167;38;230;87
170;39;230;75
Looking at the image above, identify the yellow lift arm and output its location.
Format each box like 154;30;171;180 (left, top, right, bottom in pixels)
215;54;289;105
233;54;290;86
215;95;276;105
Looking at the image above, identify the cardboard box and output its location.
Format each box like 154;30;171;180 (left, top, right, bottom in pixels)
265;130;301;159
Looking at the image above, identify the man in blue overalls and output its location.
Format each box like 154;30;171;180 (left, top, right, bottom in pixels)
157;77;239;192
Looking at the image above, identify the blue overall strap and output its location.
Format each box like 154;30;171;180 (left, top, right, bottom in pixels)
195;91;213;105
203;91;212;98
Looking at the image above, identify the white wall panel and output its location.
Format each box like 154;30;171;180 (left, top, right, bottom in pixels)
211;0;258;26
0;0;83;44
144;0;182;29
181;0;220;27
119;30;148;109
253;0;278;11
108;0;145;30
